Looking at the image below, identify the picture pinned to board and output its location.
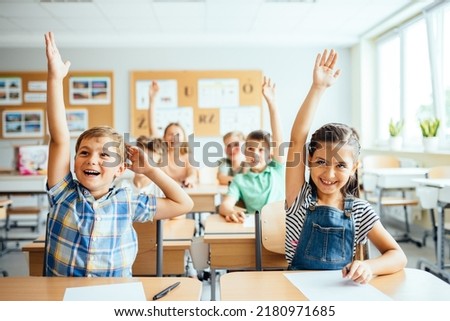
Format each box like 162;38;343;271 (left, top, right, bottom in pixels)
135;79;178;110
0;77;22;105
66;109;88;136
69;77;111;105
2;109;44;138
24;80;47;103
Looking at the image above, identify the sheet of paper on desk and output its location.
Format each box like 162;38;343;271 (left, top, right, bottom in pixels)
284;271;391;301
243;215;255;228
63;282;147;301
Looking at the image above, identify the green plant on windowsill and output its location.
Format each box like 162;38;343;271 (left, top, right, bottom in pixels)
389;119;404;137
419;118;440;137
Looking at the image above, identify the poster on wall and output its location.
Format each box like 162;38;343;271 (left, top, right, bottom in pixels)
0;77;22;105
220;106;260;136
2;109;44;138
24;80;47;103
198;78;239;108
135;79;178;110
66;109;88;136
69;77;111;105
155;107;194;137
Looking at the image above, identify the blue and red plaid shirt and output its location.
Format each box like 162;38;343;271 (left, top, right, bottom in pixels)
45;172;156;277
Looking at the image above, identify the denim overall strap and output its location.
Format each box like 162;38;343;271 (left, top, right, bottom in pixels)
289;192;355;270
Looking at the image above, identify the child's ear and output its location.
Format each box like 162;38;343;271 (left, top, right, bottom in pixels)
351;160;360;175
114;162;126;178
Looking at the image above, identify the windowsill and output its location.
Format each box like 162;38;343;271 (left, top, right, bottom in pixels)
362;146;450;156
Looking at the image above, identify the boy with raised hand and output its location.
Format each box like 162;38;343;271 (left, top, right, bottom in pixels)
44;32;193;276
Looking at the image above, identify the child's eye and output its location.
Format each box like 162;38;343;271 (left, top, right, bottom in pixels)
78;151;88;156
101;152;110;158
337;163;347;169
316;160;326;166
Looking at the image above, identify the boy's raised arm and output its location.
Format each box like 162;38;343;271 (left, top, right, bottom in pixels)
45;32;71;188
285;50;341;207
262;76;284;164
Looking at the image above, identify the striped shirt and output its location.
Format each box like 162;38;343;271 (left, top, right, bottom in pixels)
46;172;156;277
285;183;379;264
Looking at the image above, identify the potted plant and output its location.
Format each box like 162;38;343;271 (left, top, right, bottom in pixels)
419;118;440;152
388;119;403;150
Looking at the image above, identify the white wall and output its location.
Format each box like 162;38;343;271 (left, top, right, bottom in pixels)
0;45;352;168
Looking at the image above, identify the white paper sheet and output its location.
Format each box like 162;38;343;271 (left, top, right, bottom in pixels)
243;214;255;227
63;282;147;301
284;271;392;301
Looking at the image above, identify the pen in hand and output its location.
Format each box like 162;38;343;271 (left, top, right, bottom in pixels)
152;281;180;300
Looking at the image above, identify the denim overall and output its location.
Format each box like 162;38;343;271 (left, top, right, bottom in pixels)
289;190;355;270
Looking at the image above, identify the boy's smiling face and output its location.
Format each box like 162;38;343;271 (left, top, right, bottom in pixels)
74;136;125;199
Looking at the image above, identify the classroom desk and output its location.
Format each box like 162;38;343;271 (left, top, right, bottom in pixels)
220;268;450;301
0;276;202;301
184;184;227;213
363;167;428;245
414;178;450;282
0;173;48;235
204;214;288;300
22;218;195;276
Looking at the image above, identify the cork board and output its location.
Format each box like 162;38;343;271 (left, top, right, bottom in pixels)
0;71;114;139
130;70;262;138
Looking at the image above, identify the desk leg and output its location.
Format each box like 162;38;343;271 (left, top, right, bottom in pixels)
437;205;444;271
210;267;216;301
417;204;450;283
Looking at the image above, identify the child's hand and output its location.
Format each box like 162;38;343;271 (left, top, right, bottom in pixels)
149;81;160;101
181;177;195;188
262;76;276;105
224;210;246;223
45;32;71;80
342;260;373;284
125;144;150;174
313;49;341;89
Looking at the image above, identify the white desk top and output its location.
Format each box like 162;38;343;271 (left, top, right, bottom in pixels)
364;167;429;176
413;178;450;188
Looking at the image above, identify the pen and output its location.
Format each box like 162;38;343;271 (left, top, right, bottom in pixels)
152;281;180;300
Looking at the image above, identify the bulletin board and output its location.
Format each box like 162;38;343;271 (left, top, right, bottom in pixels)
0;71;114;139
130;70;263;138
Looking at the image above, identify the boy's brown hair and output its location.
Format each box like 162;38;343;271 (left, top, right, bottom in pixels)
75;126;125;162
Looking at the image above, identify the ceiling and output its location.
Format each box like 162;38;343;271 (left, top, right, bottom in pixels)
0;0;434;48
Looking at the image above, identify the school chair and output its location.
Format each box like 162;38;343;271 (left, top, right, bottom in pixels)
132;220;163;277
0;199;13;276
361;155;422;247
419;166;450;257
254;200;288;271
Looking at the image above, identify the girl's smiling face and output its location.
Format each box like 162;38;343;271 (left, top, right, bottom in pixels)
308;142;358;196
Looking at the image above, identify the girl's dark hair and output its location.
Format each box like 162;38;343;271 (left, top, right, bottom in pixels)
308;123;361;198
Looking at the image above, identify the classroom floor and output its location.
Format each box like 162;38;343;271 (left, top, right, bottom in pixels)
0;215;448;301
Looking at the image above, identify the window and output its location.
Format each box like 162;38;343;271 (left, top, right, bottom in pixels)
374;2;450;150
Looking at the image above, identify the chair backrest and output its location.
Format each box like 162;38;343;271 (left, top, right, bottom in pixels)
255;201;286;271
362;155;400;170
132;219;163;276
427;166;450;179
354;242;370;260
260;200;286;254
